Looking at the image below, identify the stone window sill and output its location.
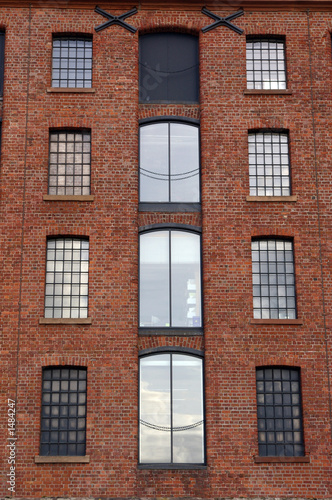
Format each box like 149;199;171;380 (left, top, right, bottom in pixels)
39;318;92;325
35;455;90;463
43;195;94;202
250;319;303;325
47;88;95;93
254;456;310;463
244;89;293;95
138;464;207;470
246;195;297;202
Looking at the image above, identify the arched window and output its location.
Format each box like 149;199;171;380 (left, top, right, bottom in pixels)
139;32;199;103
139;120;200;204
139;228;202;329
139;352;204;464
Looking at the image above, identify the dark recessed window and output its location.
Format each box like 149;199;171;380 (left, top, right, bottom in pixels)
252;239;296;319
256;367;305;457
45;238;89;319
246;37;286;90
52;36;92;88
0;32;5;96
139;33;199;103
248;131;290;196
139;229;201;328
139;352;204;464
40;367;87;456
48;130;91;195
140;121;200;203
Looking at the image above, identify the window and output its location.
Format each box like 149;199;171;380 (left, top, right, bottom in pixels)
52;36;92;88
246;37;286;90
139;352;204;464
139;121;200;203
40;367;87;456
44;238;89;319
0;32;5;96
48;130;91;195
248;131;290;196
139;229;201;328
139;33;199;103
256;367;304;457
252;239;296;319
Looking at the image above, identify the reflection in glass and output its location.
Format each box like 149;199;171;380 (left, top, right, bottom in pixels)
139;230;201;327
139;354;204;464
140;123;199;203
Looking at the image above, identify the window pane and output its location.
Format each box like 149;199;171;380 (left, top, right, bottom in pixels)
170;124;199;202
140;232;170;326
171;232;201;327
140;123;169;202
139;354;171;463
172;355;204;463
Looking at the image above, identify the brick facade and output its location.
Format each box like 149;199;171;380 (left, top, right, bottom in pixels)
0;0;331;498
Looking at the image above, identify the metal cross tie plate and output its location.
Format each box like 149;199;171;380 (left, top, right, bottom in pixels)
94;6;138;33
202;8;244;35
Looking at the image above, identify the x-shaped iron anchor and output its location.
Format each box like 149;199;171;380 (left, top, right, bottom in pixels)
94;6;138;33
202;8;244;35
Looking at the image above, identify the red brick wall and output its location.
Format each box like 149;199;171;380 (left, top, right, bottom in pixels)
0;3;331;498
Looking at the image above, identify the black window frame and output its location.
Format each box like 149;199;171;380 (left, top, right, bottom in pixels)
139;117;201;212
256;366;305;457
48;129;91;196
40;366;87;457
44;237;90;319
138;348;206;468
51;35;93;89
246;36;287;90
139;32;199;104
139;224;203;335
248;129;291;197
251;238;297;320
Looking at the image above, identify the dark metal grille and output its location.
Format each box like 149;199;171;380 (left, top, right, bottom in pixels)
40;367;87;456
248;131;290;196
252;239;296;319
246;38;286;90
48;131;91;195
45;238;89;319
256;367;304;457
52;37;92;88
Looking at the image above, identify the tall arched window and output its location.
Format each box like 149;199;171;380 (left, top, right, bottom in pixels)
139;120;200;204
139;229;202;329
139;352;204;464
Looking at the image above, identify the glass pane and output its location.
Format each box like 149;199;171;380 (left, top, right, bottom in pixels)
140;123;169;202
140;232;170;326
170;123;199;202
171;232;201;327
139;355;171;463
172;355;204;463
